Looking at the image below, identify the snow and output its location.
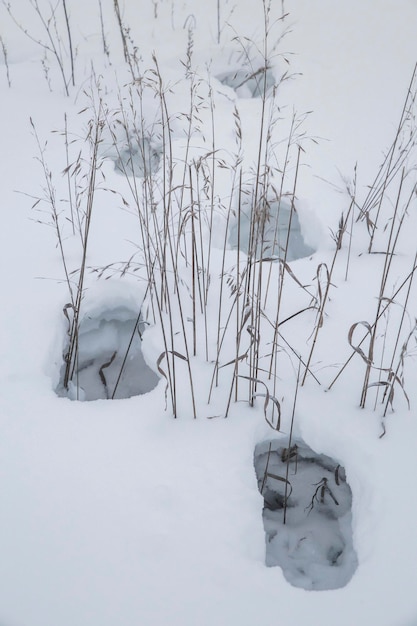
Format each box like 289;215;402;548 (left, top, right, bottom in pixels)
1;1;417;625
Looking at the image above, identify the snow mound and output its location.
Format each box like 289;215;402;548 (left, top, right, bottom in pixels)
254;438;358;590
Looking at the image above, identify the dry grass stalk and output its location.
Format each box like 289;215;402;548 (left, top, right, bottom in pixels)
0;34;11;87
357;64;417;253
3;0;75;95
301;195;356;387
64;105;105;391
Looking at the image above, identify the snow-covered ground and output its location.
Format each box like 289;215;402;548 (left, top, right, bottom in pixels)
1;2;417;625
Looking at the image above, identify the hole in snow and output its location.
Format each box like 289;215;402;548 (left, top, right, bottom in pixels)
56;302;159;401
216;66;276;98
229;198;316;262
254;438;358;590
113;136;161;178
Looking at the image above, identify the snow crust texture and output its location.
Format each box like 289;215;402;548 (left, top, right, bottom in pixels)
254;438;358;590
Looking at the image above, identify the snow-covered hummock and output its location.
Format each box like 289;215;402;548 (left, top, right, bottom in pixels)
1;2;417;626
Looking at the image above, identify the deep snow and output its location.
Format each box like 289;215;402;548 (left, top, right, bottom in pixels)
1;2;417;626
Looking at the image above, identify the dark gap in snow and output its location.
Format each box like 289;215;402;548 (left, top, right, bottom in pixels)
56;304;159;401
229;198;316;261
216;67;276;98
113;136;161;178
254;438;358;590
